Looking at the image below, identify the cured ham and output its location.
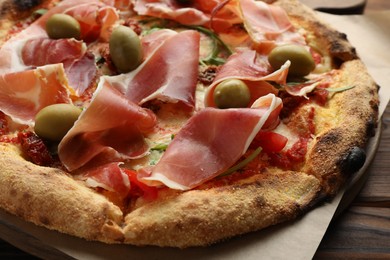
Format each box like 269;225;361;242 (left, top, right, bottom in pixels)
204;49;290;107
133;0;242;32
239;0;306;53
0;64;72;125
21;38;96;95
0;0;117;74
63;52;97;95
80;162;130;199
141;29;178;59
102;30;200;108
58;83;157;172
141;93;282;190
21;38;86;68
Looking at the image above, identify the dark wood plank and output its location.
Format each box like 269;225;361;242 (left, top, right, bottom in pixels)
314;207;390;259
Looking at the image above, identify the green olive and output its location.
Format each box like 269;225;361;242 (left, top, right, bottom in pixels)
268;44;315;77
34;104;81;141
109;25;142;73
46;14;81;40
213;79;251;109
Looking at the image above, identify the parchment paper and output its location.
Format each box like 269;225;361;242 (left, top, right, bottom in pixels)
1;11;390;260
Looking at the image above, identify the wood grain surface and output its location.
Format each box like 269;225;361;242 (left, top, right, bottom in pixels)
1;0;389;259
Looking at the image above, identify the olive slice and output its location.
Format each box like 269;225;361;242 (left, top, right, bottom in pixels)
34;104;81;141
109;25;143;73
213;79;251;109
46;14;81;40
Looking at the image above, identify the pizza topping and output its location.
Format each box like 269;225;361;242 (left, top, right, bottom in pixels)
54;0;118;42
205;50;288;107
58;83;156;171
126;169;158;201
102;30;200;108
21;38;86;67
34;104;82;142
239;0;306;53
251;131;288;153
213;79;251;108
80;162;131;199
141;93;282;190
18;131;54;166
133;0;241;32
219;146;262;177
268;44;315;77
64;52;98;96
269;137;308;170
45;13;81;40
0;64;73;125
109;25;143;73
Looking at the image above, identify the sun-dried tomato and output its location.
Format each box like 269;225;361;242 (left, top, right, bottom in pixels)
0;112;9;136
198;66;219;85
18;131;54;166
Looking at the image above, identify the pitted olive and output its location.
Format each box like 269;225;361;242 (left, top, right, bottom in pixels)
109;25;142;73
268;44;315;77
46;14;81;40
34;104;81;141
213;79;251;109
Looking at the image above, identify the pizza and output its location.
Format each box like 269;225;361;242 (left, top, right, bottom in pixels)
0;0;379;248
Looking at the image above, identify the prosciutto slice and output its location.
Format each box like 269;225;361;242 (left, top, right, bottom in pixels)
58;83;156;171
101;30;200;109
133;0;242;32
204;49;290;107
21;38;86;67
0;64;72;125
0;0;118;86
141;93;282;190
80;162;131;198
239;0;306;53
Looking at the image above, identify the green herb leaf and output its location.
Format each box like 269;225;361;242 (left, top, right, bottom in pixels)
33;8;47;16
151;143;169;152
324;85;355;92
219;147;262;177
184;25;232;65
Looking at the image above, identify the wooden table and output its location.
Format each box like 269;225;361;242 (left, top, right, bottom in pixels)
1;1;389;259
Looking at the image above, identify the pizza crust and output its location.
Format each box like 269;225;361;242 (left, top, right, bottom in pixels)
123;168;321;248
0;143;124;243
304;59;379;196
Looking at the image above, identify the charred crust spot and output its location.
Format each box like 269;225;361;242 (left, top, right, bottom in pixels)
317;130;341;147
253;196;266;208
22;192;31;199
340;146;366;175
39;215;50;225
9;188;17;196
366;116;377;137
12;0;43;11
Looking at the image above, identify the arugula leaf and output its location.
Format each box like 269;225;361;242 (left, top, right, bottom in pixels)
324;85;355;92
219;147;262;177
151;143;169;152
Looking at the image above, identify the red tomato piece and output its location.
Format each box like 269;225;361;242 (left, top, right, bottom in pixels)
253;131;288;153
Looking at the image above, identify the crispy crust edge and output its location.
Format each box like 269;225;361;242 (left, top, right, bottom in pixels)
0;143;125;243
122;169;322;248
305;59;379;196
